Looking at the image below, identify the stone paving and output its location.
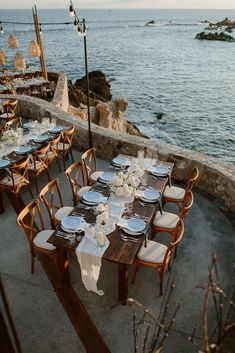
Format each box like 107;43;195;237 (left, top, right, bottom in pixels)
1;148;235;353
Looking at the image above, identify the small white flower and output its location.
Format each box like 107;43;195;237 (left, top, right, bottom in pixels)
115;187;124;197
115;177;123;187
96;203;105;213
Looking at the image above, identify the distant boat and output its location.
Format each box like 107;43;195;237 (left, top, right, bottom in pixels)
145;20;156;27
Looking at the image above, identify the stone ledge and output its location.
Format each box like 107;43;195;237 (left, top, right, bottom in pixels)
1;93;234;213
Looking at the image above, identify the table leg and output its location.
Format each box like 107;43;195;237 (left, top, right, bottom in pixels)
118;263;129;305
54;248;70;286
0;191;4;214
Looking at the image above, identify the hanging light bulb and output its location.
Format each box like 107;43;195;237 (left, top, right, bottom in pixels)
0;26;4;34
8;34;19;49
28;40;41;57
69;4;75;17
39;24;42;34
73;19;78;30
13;52;26;71
77;25;83;37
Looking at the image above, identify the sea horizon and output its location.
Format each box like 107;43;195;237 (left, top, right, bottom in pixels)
0;8;234;164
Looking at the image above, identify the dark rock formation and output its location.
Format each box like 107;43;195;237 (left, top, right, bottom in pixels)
76;70;111;100
195;31;235;42
154;112;166;120
205;17;235;31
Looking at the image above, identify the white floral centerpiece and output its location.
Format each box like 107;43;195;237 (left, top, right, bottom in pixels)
90;204;110;247
108;160;143;198
2;129;20;145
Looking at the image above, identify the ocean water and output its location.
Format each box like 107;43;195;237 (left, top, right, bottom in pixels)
0;8;235;164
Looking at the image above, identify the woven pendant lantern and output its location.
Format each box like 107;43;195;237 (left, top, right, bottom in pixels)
8;34;19;49
13;52;26;70
0;49;7;65
28;40;41;57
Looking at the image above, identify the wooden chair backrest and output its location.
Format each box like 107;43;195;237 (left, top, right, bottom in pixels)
81;147;97;184
179;190;194;220
65;160;86;201
161;219;184;272
50;134;61;156
5;99;18;114
4;117;21;130
62;126;75;148
17;200;44;245
39;178;63;221
185;166;199;192
3;156;30;193
31;143;50;170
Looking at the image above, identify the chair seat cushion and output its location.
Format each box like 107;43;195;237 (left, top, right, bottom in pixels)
58;142;70;151
153;211;179;229
0;112;15;119
137;240;167;263
163;185;185;200
90;171;103;181
28;160;44;171
55;206;74;221
33;230;56;251
0;174;22;186
76;185;91;198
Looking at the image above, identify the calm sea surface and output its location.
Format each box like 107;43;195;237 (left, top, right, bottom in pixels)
0;8;235;164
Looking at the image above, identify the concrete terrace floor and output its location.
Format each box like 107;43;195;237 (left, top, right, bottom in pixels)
0;148;235;353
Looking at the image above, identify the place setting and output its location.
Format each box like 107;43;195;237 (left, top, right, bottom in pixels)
55;215;86;243
81;191;108;206
110;155;131;169
135;188;163;213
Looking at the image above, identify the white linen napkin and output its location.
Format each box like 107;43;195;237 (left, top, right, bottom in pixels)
75;225;109;296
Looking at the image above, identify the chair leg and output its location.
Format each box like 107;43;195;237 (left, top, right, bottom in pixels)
132;263;140;284
70;148;74;163
31;250;35;274
159;271;164;296
35;175;39;195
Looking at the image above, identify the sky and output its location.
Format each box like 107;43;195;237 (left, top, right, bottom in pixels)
0;0;235;9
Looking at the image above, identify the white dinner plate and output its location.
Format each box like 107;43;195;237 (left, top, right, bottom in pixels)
82;191;104;205
0;159;11;168
49;126;64;134
151;165;170;176
14;146;33;155
23;121;36;129
140;189;161;203
112;156;130;167
99;172;116;183
61;216;85;231
126;218;146;233
123;228;143;236
34;134;51;143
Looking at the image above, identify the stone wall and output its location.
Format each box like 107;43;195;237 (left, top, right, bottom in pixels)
51;72;69;112
1;93;235;213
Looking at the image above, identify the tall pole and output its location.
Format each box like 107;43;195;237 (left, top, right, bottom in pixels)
32;5;48;80
83;19;92;149
69;1;92;149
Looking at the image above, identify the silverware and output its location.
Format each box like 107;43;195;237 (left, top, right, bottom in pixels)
121;234;139;242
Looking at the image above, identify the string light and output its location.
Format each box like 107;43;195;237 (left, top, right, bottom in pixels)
69;4;75;17
0;26;3;34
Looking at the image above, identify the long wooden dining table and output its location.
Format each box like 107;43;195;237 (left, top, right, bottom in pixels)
48;159;174;304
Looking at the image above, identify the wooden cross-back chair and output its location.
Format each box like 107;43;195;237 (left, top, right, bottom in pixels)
163;166;199;209
81;147;102;185
41;134;61;172
132;219;184;296
0;156;33;208
65;160;91;206
39;178;73;228
28;143;51;194
17;199;56;274
57;125;75;170
4;117;22;131
0;99;18;119
152;190;194;239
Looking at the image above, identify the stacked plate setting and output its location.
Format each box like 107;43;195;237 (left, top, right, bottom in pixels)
0;159;11;169
82;191;106;206
61;216;85;233
98;172;116;184
123;218;146;236
14;146;33;155
33;134;52;143
49;126;64;134
112;156;130;168
140;189;161;203
151;165;170;177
